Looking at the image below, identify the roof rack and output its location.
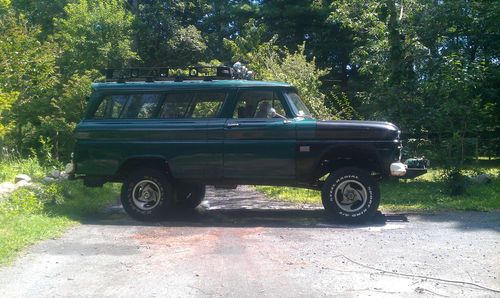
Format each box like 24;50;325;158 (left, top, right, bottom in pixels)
104;66;234;83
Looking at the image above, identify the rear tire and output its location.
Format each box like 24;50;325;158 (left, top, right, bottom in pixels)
176;183;206;209
121;169;173;221
321;167;380;223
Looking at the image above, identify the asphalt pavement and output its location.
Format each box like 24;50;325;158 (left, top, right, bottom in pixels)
0;186;499;297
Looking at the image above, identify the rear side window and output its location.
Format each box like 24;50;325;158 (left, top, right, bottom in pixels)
191;92;225;118
159;92;226;119
93;94;161;119
159;93;192;118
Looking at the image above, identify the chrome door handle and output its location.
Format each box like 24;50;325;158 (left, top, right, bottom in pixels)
226;122;240;128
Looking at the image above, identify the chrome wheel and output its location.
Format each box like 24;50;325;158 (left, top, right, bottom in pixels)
132;180;162;211
333;180;368;213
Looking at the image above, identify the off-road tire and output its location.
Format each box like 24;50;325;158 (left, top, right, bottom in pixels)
176;183;206;209
121;169;173;221
321;167;380;223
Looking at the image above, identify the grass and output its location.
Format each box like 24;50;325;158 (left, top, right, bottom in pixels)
0;158;119;265
0;156;47;182
256;165;500;213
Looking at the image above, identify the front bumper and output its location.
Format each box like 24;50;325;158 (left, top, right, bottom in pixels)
390;162;407;177
403;167;428;179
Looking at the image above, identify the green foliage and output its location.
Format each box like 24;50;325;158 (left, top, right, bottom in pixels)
440;167;467;196
224;19;266;63
0;157;120;264
132;0;207;66
0;155;46;181
0;11;60;154
329;91;362;120
0;188;43;215
250;39;333;119
10;0;69;37
0;91;17;136
35;183;65;205
53;0;137;76
39;70;98;160
0;0;10;12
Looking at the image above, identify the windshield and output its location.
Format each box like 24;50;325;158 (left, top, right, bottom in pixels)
285;91;312;118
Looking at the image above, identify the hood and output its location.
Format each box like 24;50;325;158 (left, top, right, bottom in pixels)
315;120;400;140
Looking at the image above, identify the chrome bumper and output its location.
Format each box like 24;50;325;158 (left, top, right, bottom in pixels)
390;162;428;179
390;162;407;177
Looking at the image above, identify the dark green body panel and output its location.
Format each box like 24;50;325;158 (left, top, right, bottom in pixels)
73;80;402;187
223;118;296;180
75;119;211;178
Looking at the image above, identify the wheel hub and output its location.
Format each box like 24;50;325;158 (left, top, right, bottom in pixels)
132;180;162;211
334;180;368;212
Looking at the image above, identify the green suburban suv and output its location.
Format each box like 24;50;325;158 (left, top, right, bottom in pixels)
69;66;424;223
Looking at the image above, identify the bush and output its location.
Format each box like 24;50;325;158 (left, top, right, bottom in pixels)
249;38;334;119
33;183;65;205
440;167;467;196
0;156;47;181
0;188;43;216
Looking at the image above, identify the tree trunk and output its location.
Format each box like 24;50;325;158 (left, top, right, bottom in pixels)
387;0;403;86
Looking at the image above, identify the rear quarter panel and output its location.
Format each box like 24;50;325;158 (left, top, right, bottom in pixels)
74;119;215;179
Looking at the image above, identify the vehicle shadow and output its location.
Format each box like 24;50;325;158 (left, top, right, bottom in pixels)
88;204;409;229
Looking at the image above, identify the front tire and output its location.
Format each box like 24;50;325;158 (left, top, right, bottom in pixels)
121;169;173;221
321;167;380;223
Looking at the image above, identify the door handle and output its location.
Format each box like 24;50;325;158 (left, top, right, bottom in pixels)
226;122;240;128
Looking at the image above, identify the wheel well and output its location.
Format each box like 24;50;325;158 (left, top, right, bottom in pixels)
319;146;381;176
116;157;170;180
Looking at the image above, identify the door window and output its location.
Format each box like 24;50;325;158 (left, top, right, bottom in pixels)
233;91;287;119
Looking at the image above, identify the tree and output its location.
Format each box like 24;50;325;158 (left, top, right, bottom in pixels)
197;0;258;62
131;0;208;66
39;70;99;160
0;91;18;137
250;38;333;119
10;0;69;37
53;0;137;77
223;19;266;63
0;11;60;153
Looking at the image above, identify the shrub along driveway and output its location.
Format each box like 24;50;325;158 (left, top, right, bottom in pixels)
0;186;499;297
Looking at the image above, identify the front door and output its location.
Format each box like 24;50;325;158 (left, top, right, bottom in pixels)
223;90;296;181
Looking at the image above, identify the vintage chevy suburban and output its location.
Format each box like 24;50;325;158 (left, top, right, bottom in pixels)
68;67;425;223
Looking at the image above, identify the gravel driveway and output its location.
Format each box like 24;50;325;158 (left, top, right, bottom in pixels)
0;186;499;297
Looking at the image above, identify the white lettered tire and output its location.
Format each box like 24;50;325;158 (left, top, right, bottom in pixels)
321;168;380;223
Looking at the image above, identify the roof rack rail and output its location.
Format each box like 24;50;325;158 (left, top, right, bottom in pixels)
104;66;234;83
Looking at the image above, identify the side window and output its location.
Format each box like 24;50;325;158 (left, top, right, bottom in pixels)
159;93;192;118
191;92;225;118
158;92;225;118
93;95;127;119
93;94;160;119
121;94;161;119
94;98;108;118
233;91;286;119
